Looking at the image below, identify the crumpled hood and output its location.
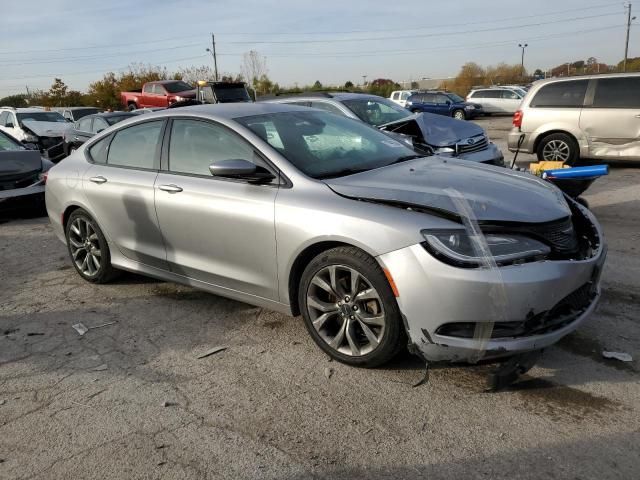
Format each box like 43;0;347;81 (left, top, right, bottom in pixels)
324;157;571;224
22;120;72;137
380;112;484;147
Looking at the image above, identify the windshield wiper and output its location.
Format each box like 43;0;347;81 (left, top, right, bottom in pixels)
316;168;370;180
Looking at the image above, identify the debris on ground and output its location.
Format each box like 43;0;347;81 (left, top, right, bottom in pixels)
161;401;177;407
92;364;108;371
72;321;117;336
0;399;6;405
602;351;633;362
413;363;430;388
196;346;227;359
27;332;44;336
324;367;334;379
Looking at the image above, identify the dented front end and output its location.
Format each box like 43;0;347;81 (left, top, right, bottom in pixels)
377;198;606;364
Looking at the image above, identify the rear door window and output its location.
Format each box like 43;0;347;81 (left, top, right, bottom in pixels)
530;80;589;108
502;90;520;99
392;92;399;100
78;117;92;132
592;77;640;108
0;112;8;126
107;121;163;169
92;118;109;133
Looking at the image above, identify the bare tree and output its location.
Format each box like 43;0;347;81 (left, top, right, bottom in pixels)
241;51;268;87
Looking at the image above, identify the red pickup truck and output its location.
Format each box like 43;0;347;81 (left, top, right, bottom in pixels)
120;80;196;110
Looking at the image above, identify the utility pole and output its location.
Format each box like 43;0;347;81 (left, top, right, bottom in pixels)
362;75;367;86
206;33;219;81
623;3;636;72
518;43;528;78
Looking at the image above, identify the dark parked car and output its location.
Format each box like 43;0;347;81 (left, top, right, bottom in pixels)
0;129;52;214
263;92;503;165
405;91;483;120
63;112;136;156
54;107;102;122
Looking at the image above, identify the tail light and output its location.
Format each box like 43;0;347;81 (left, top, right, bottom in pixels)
513;110;523;128
39;171;48;184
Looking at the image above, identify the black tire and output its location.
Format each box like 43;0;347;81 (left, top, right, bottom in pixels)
536;132;579;165
452;109;466;120
65;209;119;284
127;103;137;111
298;246;406;368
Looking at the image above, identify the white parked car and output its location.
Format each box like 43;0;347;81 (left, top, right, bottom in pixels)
466;87;524;114
0;107;72;161
389;90;418;108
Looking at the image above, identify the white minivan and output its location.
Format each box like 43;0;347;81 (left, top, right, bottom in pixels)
389;90;418;108
466;87;524;114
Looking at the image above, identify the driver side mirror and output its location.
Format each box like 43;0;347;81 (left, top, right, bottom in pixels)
445;100;452;105
209;159;275;183
5;122;14;128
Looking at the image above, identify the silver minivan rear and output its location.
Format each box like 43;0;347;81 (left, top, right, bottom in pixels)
508;73;640;164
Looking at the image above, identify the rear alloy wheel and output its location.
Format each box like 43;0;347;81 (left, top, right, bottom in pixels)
65;210;118;283
453;109;466;120
537;133;579;165
299;247;405;367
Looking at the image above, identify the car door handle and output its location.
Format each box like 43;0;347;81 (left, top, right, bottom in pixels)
157;184;183;193
89;176;107;184
635;114;640;118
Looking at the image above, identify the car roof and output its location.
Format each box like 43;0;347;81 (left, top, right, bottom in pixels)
531;71;640;87
55;106;100;110
264;92;386;103
1;107;50;113
93;111;136;118
139;102;322;120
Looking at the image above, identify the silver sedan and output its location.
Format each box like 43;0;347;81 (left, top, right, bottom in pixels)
45;104;606;367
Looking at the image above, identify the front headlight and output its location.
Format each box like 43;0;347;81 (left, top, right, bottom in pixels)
435;147;455;154
421;229;550;268
23;134;39;142
465;105;474;110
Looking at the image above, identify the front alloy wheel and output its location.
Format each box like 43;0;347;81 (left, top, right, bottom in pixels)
299;247;405;367
307;265;386;357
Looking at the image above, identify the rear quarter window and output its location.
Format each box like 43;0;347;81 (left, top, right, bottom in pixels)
88;135;111;164
592;77;640;108
530;80;589;108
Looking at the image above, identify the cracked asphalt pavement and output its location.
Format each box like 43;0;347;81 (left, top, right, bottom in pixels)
1;116;639;479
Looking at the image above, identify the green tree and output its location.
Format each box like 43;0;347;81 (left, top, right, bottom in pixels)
344;80;354;89
366;78;400;98
46;78;69;106
312;80;322;90
0;94;29;108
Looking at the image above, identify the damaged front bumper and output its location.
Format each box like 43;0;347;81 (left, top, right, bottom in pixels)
378;223;606;364
438;142;505;166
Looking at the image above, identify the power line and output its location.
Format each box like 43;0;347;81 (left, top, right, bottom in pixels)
0;43;202;67
0;22;622;87
215;2;622;35
3;54;209;81
222;12;623;44
213;24;623;58
0;4;622;56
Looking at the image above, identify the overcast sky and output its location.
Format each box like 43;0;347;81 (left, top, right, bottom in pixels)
0;0;636;97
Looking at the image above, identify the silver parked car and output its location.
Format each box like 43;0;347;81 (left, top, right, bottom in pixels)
46;104;606;368
509;73;640;164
